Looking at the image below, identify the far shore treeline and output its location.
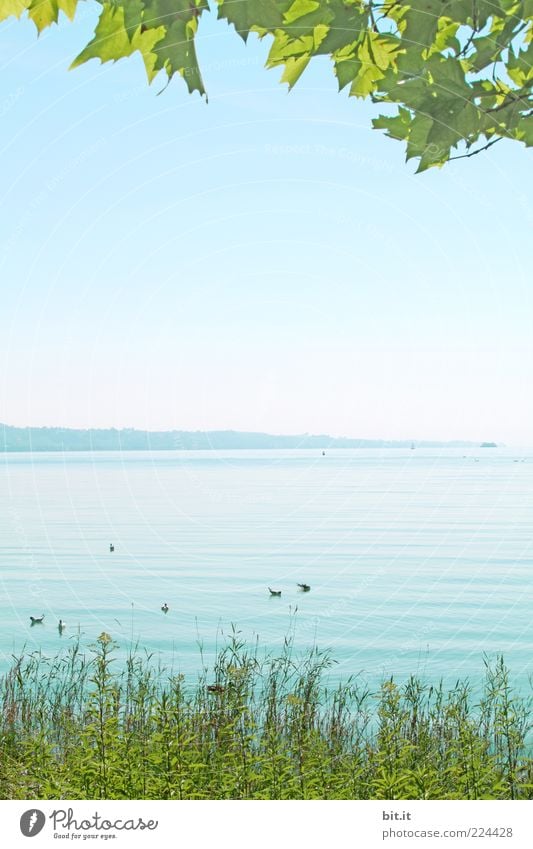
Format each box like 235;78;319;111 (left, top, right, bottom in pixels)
0;424;480;452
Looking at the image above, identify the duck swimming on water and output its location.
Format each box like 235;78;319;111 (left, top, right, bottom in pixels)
109;543;115;552
30;614;45;625
58;619;66;633
297;583;311;592
161;603;169;614
268;587;281;597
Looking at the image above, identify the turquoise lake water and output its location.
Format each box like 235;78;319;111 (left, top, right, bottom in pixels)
0;448;531;690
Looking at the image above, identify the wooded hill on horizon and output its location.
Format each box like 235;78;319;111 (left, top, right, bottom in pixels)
0;423;482;452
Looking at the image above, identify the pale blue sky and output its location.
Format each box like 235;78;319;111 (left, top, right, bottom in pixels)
0;6;532;444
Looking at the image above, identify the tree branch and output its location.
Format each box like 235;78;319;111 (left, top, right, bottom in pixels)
448;136;503;162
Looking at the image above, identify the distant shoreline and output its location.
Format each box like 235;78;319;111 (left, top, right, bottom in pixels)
0;423;490;452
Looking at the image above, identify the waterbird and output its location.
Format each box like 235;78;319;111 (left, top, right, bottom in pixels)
207;684;224;695
161;603;169;614
297;583;311;592
58;619;66;633
268;587;281;596
109;543;115;552
30;614;45;625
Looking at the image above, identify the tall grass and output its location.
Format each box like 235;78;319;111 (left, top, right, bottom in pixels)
0;632;531;799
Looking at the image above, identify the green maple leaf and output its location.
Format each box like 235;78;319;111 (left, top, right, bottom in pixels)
217;0;286;40
373;107;412;141
516;114;533;145
280;54;310;87
401;0;443;50
26;0;77;32
71;4;134;68
152;17;205;94
0;0;29;21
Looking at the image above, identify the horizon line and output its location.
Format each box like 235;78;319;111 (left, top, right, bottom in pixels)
0;422;509;447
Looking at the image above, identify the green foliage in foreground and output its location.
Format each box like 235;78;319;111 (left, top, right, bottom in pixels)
0;633;531;799
0;0;532;171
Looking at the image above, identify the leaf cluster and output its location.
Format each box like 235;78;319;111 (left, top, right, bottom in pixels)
0;0;531;169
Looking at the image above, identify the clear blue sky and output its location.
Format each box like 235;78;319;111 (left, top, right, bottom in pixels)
0;6;532;444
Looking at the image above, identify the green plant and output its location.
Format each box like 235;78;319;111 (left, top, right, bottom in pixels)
0;0;531;171
0;636;531;800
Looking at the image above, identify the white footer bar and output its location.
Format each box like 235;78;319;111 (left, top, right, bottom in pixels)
2;800;532;849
